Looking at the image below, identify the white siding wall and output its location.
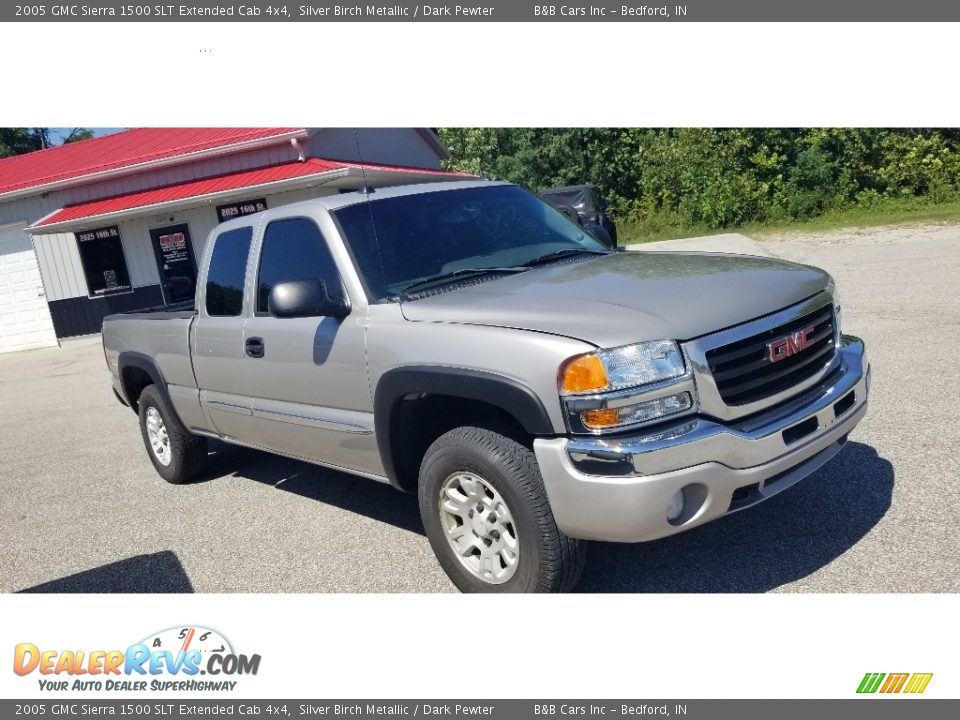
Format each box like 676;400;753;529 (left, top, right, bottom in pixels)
31;231;87;300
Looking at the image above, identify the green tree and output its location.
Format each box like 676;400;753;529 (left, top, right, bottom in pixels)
0;128;36;158
0;127;95;159
60;128;95;144
439;128;960;231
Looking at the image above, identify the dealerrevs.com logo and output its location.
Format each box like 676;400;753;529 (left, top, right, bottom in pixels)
13;626;261;692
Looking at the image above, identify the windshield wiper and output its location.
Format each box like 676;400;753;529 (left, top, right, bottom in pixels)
520;248;608;267
400;267;528;298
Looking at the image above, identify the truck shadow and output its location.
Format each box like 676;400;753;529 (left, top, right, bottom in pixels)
577;441;894;593
196;439;892;594
18;551;194;593
199;440;425;536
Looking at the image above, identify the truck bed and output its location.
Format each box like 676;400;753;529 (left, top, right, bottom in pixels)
102;304;198;391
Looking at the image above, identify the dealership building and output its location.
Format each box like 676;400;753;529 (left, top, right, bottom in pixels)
0;127;457;353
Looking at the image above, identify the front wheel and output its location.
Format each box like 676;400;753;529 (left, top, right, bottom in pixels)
418;426;586;593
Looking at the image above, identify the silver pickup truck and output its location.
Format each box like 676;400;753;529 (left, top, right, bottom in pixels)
102;180;870;592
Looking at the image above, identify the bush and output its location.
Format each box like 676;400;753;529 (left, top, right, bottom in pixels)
438;128;960;231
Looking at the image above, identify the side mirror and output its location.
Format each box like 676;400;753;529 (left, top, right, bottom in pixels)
268;279;350;319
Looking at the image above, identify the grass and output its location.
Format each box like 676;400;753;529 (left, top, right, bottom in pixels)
616;196;960;246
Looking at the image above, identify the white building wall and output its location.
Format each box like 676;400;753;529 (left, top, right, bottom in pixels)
31;231;87;300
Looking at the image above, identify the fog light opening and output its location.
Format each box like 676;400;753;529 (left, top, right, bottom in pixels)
667;483;709;526
666;489;685;522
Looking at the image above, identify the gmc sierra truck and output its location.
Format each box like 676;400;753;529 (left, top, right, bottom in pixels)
102;180;870;592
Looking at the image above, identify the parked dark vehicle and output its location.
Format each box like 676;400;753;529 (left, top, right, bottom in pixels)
539;184;618;247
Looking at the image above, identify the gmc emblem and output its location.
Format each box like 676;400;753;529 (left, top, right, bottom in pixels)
768;325;815;363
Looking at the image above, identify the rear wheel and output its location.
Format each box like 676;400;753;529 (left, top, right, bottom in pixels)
418;426;585;593
137;384;208;484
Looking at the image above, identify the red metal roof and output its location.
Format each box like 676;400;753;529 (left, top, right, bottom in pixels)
0;128;302;196
33;158;470;228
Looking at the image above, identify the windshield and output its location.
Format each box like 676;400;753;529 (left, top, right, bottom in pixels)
333;184;607;300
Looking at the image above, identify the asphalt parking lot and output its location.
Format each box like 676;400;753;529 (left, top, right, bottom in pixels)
1;222;958;593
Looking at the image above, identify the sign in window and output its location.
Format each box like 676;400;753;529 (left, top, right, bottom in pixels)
216;198;268;223
75;225;132;298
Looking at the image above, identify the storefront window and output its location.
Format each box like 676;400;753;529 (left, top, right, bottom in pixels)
76;226;132;297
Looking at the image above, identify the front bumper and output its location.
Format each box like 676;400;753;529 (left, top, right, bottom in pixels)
534;335;870;542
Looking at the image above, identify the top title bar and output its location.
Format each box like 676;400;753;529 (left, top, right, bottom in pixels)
6;1;960;22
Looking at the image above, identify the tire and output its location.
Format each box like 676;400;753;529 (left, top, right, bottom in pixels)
137;384;208;485
418;426;586;593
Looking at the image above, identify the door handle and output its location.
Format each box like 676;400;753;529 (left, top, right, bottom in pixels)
245;337;265;358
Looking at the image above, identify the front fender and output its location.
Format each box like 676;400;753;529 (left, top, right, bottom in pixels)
373;365;555;488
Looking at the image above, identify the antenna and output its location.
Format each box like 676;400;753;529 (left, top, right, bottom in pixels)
352;128;374;195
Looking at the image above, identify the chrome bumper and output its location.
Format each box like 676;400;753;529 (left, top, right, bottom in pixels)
534;336;870;543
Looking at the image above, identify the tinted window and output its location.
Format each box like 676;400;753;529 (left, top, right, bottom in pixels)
205;226;253;316
76;225;132;297
256;218;343;313
334;185;605;301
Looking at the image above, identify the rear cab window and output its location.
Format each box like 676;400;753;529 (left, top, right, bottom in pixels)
205;226;253;316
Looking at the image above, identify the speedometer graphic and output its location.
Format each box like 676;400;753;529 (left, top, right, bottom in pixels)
138;626;234;658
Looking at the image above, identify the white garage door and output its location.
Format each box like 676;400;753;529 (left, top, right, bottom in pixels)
0;224;57;354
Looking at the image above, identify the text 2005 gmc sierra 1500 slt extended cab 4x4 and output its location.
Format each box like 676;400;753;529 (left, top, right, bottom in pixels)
102;180;870;592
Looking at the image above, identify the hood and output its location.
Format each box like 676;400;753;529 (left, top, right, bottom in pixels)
399;251;831;347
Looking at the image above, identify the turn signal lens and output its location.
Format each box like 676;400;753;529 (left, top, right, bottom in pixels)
580;391;694;430
581;408;619;428
560;354;608;394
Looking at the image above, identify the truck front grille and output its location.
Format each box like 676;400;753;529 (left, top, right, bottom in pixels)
706;304;837;406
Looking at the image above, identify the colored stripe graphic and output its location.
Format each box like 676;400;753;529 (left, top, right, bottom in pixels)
880;673;909;693
857;673;885;693
857;672;932;694
904;673;933;694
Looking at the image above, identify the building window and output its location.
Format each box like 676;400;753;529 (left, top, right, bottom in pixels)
205;226;253;317
76;225;132;297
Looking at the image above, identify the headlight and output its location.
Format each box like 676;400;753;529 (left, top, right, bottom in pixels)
560;340;696;433
560;340;686;395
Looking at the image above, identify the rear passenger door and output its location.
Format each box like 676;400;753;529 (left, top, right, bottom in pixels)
242;216;379;476
192;224;260;441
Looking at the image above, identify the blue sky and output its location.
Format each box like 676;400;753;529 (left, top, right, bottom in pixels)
48;127;125;144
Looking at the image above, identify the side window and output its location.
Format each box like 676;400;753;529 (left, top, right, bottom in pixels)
205;226;253;317
256;217;343;313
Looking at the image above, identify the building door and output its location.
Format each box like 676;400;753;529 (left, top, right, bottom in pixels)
0;224;57;354
149;224;197;304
